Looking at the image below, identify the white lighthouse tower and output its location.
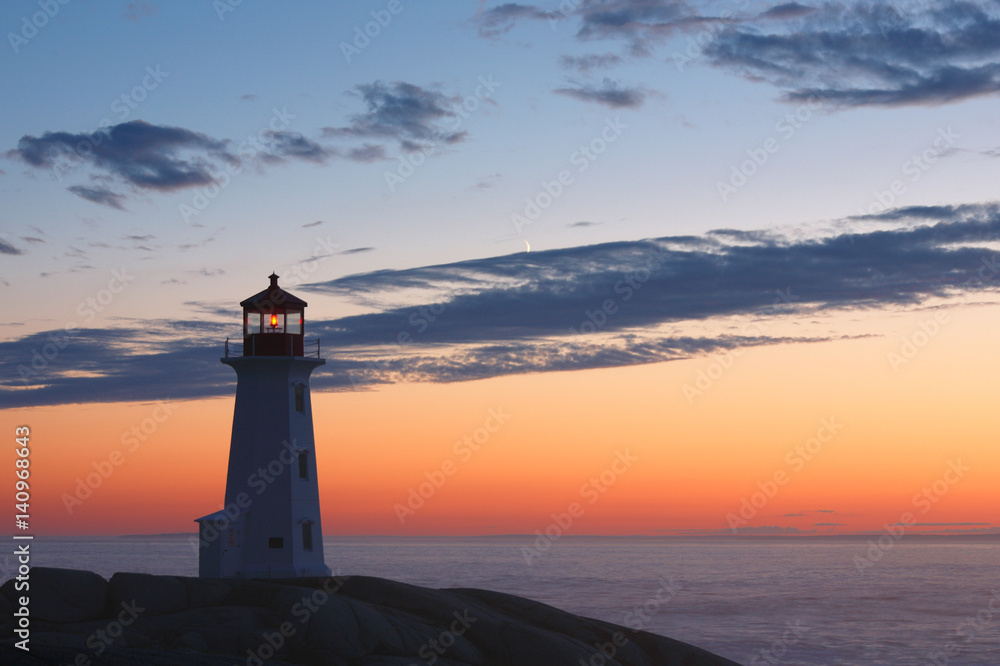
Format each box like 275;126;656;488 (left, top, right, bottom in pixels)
196;273;331;579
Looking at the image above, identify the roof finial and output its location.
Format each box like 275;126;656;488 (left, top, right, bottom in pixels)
268;272;279;288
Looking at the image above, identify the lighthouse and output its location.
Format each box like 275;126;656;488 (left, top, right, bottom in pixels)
195;273;331;579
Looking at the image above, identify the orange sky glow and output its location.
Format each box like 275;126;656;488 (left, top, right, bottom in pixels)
3;301;996;538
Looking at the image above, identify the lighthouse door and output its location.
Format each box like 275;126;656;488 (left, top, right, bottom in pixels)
221;521;243;576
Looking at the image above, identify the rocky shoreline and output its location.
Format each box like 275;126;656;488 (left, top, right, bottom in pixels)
1;567;739;665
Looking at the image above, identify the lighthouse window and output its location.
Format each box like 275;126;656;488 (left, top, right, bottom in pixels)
298;452;308;479
268;537;283;549
302;523;313;551
246;311;261;335
286;310;302;335
294;385;304;412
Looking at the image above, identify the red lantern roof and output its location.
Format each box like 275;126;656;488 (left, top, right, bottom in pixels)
240;273;307;310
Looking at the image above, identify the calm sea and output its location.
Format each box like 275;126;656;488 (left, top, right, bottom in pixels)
8;535;999;665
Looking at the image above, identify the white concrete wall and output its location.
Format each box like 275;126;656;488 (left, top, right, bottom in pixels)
218;356;331;578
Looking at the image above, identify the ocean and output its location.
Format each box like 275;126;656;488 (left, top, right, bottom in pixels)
9;534;999;665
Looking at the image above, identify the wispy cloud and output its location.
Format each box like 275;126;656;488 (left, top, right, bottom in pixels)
123;2;158;22
259;131;333;164
346;143;387;162
67;185;127;210
476;3;560;38
473;173;502;190
559;53;624;73
475;0;737;55
323;81;467;153
554;78;646;108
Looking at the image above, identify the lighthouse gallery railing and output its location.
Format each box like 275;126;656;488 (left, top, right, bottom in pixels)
224;337;321;358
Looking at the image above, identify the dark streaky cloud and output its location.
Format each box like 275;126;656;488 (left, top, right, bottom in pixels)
759;3;816;20
1;239;24;255
476;3;560;38
67;185;127;210
5;203;1000;408
559;53;624;72
477;0;1000;109
706;1;1000;107
555;78;646;108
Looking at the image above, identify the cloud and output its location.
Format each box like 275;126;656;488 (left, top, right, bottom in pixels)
559;53;623;72
732;525;811;534
891;522;992;527
323;82;467;152
339;247;375;255
0;239;23;255
573;0;730;46
20;236;45;244
758;3;816;20
7;120;338;207
568;220;602;228
476;3;560;38
706;1;1000;108
123;2;158;21
473;173;502;190
312;203;1000;342
814;522;844;526
240;94;258;101
346;144;387;163
6;203;1000;407
473;1;738;55
554;78;646;108
481;1;1000;109
67;185;127;210
302;220;324;228
259;131;333;164
9;121;232;192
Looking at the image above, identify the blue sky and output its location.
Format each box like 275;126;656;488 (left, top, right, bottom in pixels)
3;0;1000;406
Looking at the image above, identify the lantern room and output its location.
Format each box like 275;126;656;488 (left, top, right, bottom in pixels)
240;273;308;356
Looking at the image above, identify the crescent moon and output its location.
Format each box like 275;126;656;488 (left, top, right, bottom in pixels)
524;240;531;253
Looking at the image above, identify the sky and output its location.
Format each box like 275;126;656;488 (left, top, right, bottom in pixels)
1;0;999;537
